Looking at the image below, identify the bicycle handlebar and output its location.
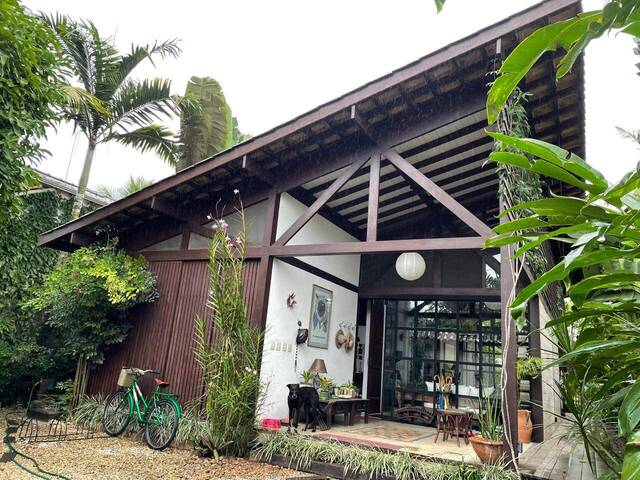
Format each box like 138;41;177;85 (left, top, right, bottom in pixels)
122;367;161;376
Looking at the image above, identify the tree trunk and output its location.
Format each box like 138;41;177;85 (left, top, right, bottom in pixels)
70;140;96;220
70;355;89;411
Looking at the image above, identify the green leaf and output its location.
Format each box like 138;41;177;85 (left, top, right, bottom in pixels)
492;217;548;235
511;247;640;312
620;382;640;436
623;431;640;480
487;133;608;191
487;12;602;124
433;0;446;13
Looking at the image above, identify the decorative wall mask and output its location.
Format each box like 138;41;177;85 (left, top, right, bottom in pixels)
287;292;297;309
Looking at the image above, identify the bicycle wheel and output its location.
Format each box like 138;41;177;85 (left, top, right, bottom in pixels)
144;400;179;450
103;390;131;436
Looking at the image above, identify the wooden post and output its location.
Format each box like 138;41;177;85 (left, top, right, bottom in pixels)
529;296;544;442
500;198;519;467
251;191;280;329
366;153;381;242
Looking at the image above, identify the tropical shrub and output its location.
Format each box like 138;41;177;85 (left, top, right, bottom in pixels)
0;190;97;404
433;1;640;477
194;208;264;456
0;0;62;219
25;243;158;406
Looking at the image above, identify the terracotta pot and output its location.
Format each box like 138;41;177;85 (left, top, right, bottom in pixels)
518;409;533;444
469;435;504;464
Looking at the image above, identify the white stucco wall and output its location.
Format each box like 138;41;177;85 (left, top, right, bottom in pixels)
259;193;361;420
539;297;562;428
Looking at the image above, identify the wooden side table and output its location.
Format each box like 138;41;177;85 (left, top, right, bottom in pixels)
319;398;369;428
434;408;473;447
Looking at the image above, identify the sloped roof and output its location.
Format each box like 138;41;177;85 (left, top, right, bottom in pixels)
39;0;584;250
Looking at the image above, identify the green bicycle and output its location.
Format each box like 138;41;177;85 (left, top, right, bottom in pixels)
102;367;181;450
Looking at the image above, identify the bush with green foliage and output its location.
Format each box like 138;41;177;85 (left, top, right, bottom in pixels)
26;243;158;364
253;432;517;480
0;0;62;219
0;190;86;404
193;210;264;456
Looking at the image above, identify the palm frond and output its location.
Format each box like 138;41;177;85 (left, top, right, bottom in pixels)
109;125;179;166
101;39;181;100
59;84;110;116
107;78;177;131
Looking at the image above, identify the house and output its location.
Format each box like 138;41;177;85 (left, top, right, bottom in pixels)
38;0;584;462
30;169;112;208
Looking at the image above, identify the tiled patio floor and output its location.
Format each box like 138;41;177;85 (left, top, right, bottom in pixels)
302;416;573;479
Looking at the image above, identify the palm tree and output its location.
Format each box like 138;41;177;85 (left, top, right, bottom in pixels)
177;76;232;172
96;175;154;200
45;15;185;218
176;76;251;172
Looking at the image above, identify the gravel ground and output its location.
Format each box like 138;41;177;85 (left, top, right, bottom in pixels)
0;409;305;480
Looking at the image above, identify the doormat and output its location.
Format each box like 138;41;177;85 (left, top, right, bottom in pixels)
343;424;434;443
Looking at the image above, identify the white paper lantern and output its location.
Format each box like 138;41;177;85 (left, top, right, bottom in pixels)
395;252;426;281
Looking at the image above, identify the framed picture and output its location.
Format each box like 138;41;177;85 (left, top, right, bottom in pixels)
308;285;333;349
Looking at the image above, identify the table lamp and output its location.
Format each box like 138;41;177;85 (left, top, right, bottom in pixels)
309;358;327;388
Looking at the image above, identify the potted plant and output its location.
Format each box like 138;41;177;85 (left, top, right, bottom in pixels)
337;380;357;398
516;357;542;444
318;377;333;400
300;370;314;388
469;393;504;464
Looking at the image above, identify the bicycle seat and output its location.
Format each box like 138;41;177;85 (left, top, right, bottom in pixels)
154;378;170;388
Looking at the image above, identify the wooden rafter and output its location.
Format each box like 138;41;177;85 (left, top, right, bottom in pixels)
274;155;371;246
383;150;494;237
150;196;213;239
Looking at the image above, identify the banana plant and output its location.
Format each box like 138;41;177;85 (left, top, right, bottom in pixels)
484;134;640;478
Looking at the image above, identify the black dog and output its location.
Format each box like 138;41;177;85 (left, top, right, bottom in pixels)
286;383;322;432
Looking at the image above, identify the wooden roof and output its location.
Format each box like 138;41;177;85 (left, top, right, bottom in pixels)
40;0;584;250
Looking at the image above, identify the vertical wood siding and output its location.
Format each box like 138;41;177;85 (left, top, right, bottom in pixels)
89;258;261;403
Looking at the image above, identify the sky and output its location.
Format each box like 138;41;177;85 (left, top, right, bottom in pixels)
24;0;640;191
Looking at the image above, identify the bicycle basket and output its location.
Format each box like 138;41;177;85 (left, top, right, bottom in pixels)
117;368;135;388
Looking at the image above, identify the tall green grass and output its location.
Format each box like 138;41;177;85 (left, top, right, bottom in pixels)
193;209;264;456
252;432;518;480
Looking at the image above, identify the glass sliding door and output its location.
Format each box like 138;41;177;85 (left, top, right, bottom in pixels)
381;299;501;421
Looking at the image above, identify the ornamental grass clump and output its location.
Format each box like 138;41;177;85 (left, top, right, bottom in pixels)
194;206;264;456
252;432;518;480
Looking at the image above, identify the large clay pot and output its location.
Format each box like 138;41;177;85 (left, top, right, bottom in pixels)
469;435;504;464
518;409;533;443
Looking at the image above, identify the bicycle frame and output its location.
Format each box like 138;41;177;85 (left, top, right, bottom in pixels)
124;379;182;424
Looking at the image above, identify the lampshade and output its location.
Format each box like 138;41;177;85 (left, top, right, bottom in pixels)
309;358;327;374
395;252;426;281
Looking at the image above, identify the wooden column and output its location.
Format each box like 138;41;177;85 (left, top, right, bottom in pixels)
251;191;280;329
529;296;544;442
366;153;381;242
500;198;519;466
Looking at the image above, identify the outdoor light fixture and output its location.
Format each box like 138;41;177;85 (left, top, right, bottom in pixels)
395;252;426;281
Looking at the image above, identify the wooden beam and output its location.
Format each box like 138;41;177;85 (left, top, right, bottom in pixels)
529;296;544;443
70;231;93;246
500;198;519;466
275;155;370;245
252;190;281;329
351;105;377;141
479;251;501;273
367;153;381;242
150;196;213;239
384;150;495;237
242;155;278;185
359;286;500;299
278;257;358;293
264;237;487;257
